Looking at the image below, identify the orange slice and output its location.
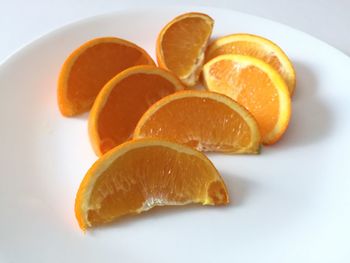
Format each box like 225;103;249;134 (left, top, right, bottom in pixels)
88;65;184;156
134;91;261;153
58;37;155;116
203;54;291;144
156;12;214;86
75;139;229;230
206;33;296;95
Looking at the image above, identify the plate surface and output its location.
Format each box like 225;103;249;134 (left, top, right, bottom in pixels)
0;6;349;263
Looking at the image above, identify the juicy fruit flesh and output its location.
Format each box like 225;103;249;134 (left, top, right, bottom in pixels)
97;73;178;154
136;96;253;151
67;42;152;112
206;40;293;92
85;144;228;227
207;60;279;138
162;17;212;77
207;41;282;71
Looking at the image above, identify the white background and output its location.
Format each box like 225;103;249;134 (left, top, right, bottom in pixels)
1;0;350;62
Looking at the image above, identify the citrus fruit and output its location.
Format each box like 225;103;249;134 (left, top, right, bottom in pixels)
202;54;291;144
58;37;155;116
206;33;296;94
134;90;261;153
75;139;229;230
88;65;185;156
156;12;214;86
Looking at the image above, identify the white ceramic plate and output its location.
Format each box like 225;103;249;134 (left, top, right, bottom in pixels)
1;6;349;263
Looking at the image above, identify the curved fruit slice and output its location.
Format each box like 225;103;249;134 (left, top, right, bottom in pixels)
206;33;296;95
58;37;155;116
89;65;185;156
75;139;229;230
156;12;214;86
134;91;261;153
203;54;291;145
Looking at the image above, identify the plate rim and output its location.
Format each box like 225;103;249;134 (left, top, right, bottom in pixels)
1;5;350;68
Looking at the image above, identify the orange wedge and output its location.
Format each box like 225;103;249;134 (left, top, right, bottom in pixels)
75;139;229;230
134;91;261;153
206;33;296;95
88;65;185;156
58;37;155;116
156;12;214;86
203;54;291;144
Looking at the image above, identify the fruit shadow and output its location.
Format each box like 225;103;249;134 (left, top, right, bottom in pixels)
89;173;250;233
278;61;334;147
220;171;255;207
74;112;89;121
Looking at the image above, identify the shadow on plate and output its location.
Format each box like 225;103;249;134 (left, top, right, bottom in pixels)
73;111;90;121
220;172;256;207
278;61;334;148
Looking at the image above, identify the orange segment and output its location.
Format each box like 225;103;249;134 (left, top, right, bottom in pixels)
75;139;229;230
88;65;185;156
134;91;261;153
58;37;155;116
203;54;291;144
156;12;214;86
206;33;296;95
